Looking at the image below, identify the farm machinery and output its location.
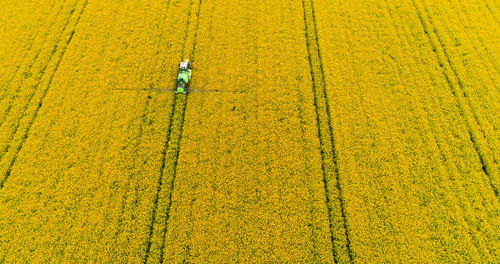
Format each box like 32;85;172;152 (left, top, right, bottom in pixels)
114;60;241;93
175;60;192;94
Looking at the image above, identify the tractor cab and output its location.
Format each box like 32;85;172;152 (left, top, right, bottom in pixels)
179;60;190;70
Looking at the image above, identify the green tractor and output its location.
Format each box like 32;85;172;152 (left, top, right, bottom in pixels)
114;60;241;94
176;59;192;94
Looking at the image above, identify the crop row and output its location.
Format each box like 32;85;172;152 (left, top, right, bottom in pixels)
158;0;339;262
414;0;498;195
0;0;188;262
312;0;499;262
0;0;60;102
144;0;201;262
411;0;499;258
301;0;353;262
0;0;84;187
0;0;497;262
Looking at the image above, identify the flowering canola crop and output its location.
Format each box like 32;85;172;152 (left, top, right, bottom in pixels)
0;0;498;263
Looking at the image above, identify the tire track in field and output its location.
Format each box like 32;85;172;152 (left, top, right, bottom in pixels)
414;0;498;192
300;0;336;262
451;0;500;74
301;0;354;262
0;0;76;158
142;94;178;264
0;0;88;188
383;0;490;259
444;0;500;84
112;0;175;245
0;0;69;125
142;0;202;262
451;0;500;76
0;0;60;103
415;0;497;154
411;0;498;196
293;11;329;263
158;0;203;260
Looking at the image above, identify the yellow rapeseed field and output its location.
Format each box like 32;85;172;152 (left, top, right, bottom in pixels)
0;0;498;263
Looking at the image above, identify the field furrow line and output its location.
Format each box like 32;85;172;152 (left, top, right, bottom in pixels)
450;0;500;74
301;0;354;262
158;1;203;262
383;0;492;259
0;0;61;103
411;0;498;196
294;10;329;262
451;0;499;74
441;0;500;95
142;94;179;264
0;0;78;160
417;0;498;152
156;95;188;263
113;0;176;248
143;0;203;262
0;0;71;125
0;0;88;188
300;1;337;262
